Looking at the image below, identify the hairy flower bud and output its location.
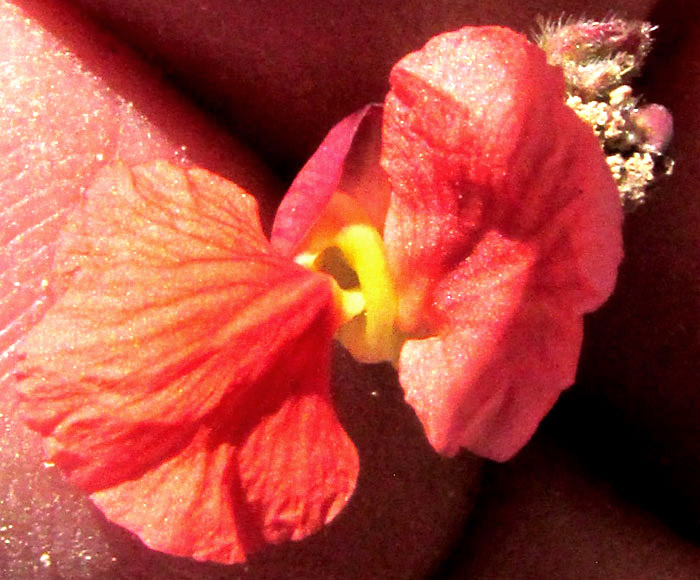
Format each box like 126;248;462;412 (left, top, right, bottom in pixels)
537;16;673;208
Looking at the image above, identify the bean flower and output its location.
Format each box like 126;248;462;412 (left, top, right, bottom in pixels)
14;27;622;564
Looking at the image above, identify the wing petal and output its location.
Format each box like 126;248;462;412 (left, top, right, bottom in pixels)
16;161;357;562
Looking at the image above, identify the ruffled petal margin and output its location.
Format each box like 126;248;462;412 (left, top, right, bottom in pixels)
15;161;358;563
382;27;623;460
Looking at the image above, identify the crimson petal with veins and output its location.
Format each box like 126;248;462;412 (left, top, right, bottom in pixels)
15;160;358;563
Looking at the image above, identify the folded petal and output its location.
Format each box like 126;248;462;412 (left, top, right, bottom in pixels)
272;104;388;256
399;230;581;460
383;27;623;459
15;160;357;562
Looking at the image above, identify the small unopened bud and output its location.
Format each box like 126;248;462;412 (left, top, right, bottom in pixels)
633;103;674;154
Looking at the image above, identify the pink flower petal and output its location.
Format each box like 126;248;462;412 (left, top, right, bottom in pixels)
272;104;388;255
382;27;623;460
15;160;357;562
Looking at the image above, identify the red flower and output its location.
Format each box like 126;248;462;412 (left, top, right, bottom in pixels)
273;27;623;460
15;162;358;563
14;26;622;563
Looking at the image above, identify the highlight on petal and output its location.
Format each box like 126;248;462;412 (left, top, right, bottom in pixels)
272;104;389;256
382;27;623;460
15;161;358;563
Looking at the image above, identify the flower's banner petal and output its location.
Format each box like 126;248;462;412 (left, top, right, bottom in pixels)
0;0;275;399
15;160;357;562
272;104;388;256
384;27;623;459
